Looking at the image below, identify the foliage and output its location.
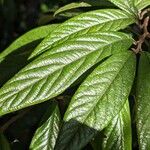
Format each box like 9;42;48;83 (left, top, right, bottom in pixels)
0;0;150;149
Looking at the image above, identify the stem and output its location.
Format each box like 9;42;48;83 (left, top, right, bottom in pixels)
132;10;150;54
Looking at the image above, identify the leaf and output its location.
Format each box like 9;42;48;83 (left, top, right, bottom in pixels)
30;9;135;58
82;0;114;7
136;52;150;150
102;99;132;150
0;134;11;150
30;102;61;150
64;52;135;130
0;32;133;116
107;0;137;14
55;120;97;150
0;25;60;86
54;2;91;16
134;0;150;10
55;52;136;150
0;24;59;63
0;39;41;87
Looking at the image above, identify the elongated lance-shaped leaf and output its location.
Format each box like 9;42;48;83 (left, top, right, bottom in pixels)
0;134;11;150
0;32;133;116
55;52;135;150
55;120;97;150
136;52;150;150
101;99;132;150
29;9;136;58
134;0;150;11
64;52;135;130
107;0;137;14
30;102;61;150
54;2;91;16
0;24;59;63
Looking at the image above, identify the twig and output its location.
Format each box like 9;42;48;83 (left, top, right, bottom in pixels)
132;11;150;54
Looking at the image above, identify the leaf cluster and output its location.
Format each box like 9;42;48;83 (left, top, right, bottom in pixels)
0;0;150;149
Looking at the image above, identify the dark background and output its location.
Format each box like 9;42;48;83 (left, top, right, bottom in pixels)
0;0;79;51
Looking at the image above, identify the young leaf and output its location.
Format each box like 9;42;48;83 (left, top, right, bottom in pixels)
136;52;150;150
55;52;135;150
0;134;11;150
54;2;91;16
0;32;133;116
107;0;137;14
30;102;61;150
83;0;114;7
64;52;135;130
134;0;150;10
0;24;59;63
102;99;132;150
30;9;135;58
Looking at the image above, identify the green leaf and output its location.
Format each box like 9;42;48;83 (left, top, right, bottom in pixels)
30;9;135;58
0;48;32;87
0;24;59;63
102;99;132;150
0;134;11;150
55;52;135;150
107;0;137;14
55;120;97;150
82;0;114;7
64;52;135;130
54;2;91;16
30;102;61;150
134;0;150;10
136;52;150;150
0;32;133;116
0;25;59;86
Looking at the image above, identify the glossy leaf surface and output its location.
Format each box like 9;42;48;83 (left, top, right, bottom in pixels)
0;32;132;115
30;9;135;58
30;102;61;150
64;52;135;130
55;52;135;150
107;0;137;14
134;0;150;10
0;32;133;116
55;120;97;150
102;99;132;150
136;52;150;150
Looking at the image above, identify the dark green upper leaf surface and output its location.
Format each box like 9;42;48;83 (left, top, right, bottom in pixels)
55;52;135;150
64;52;136;130
102;99;132;150
107;0;137;14
134;0;150;10
30;9;135;58
0;32;133;116
0;24;59;63
30;102;61;150
136;52;150;150
55;120;97;150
